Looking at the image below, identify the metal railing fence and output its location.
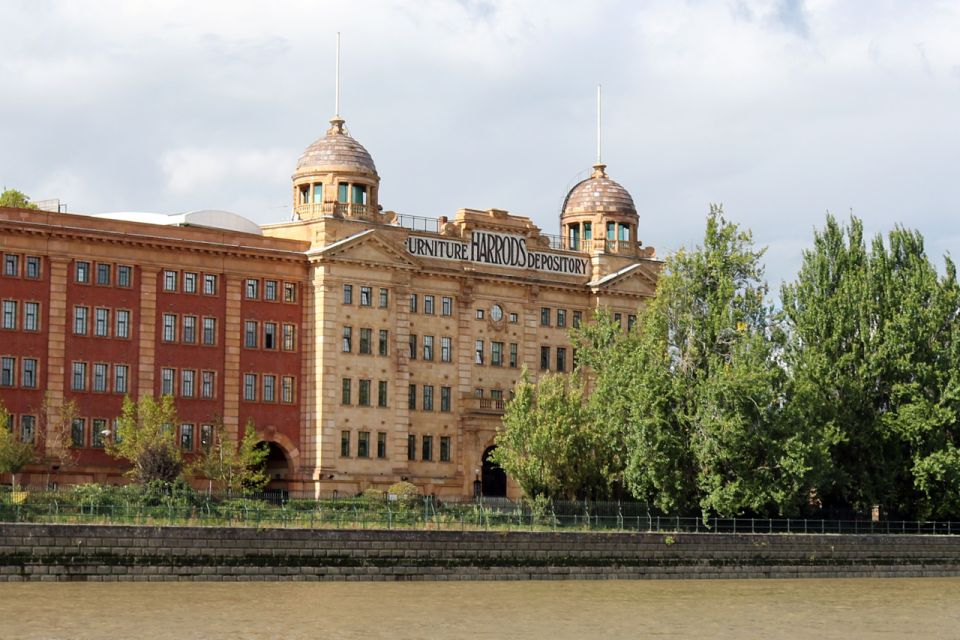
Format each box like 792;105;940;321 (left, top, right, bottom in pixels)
1;494;958;535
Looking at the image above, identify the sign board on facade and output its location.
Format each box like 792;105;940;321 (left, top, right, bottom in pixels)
406;230;588;276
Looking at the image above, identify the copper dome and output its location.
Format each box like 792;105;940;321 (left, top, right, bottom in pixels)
561;164;636;217
295;117;377;176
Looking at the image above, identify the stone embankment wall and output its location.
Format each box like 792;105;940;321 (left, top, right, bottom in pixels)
2;524;960;582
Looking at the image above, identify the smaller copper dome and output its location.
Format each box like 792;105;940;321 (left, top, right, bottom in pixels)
295;117;377;176
561;164;636;217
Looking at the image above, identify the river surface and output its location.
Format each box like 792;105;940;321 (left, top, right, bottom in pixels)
1;578;959;639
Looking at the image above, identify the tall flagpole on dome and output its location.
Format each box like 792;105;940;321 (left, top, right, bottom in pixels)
596;83;602;166
335;32;341;118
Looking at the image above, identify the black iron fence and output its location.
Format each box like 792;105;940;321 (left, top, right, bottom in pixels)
1;492;959;535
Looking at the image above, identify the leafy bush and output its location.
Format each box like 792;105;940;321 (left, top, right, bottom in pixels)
387;481;420;508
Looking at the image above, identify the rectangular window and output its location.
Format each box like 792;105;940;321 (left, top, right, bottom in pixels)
440;386;451;412
379;288;389;308
341;377;353;404
491;389;504;403
203;274;217;295
378;380;388;407
92;363;108;392
244;320;258;348
540;307;551;326
183;315;197;343
377;432;387;459
71;418;86;448
341;430;351;457
423;385;434;411
183;272;197;293
607;221;616;241
628;314;637;331
72;305;87;334
4;413;11;433
26;256;41;279
283;282;296;303
343;284;353;304
281;376;294;403
440;336;452;363
359;327;372;354
408;334;417;360
614;312;622;327
352;184;367;204
112;364;127;394
359;379;371;406
161;367;175;396
557;347;567;372
243;374;257;401
441;296;452;316
96;263;111;286
440;436;451;462
115;309;130;338
20;415;35;444
72;361;87;391
358;431;370;458
3;254;19;276
264;322;277;349
2;300;16;329
540;346;550;371
509;312;518;324
180;424;194;451
0;357;14;387
409;293;418;312
163;270;177;291
201;371;215;399
263;374;276;402
342;326;352;352
94;308;109;337
91;418;105;448
200;424;213;449
423;335;434;361
509;343;518;368
407;434;416;461
573;310;582;329
76;261;90;283
117;265;132;287
583;222;592;240
21;358;37;388
378;329;389;356
338;183;349;203
283;324;296;351
408;384;416;410
422;436;433;462
491;341;504;367
424;295;435;315
202;317;216;345
245;279;259;299
557;308;567;328
476;309;485;320
162;313;177;342
264;280;277;301
360;286;372;306
181;369;195;398
475;339;484;365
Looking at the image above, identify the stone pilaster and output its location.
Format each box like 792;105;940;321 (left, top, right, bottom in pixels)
222;276;242;440
136;266;158;399
42;257;68;459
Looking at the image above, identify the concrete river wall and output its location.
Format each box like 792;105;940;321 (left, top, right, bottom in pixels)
2;524;960;582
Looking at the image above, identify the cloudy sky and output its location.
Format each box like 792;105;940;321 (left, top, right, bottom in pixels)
2;0;959;287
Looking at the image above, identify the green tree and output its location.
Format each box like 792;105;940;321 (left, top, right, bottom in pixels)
192;418;269;495
782;215;960;518
581;206;828;517
106;395;184;484
492;368;611;499
0;188;39;209
0;401;36;489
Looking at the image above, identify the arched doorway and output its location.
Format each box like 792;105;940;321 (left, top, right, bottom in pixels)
262;442;291;497
481;446;507;497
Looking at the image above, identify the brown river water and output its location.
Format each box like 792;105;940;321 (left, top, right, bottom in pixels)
1;578;959;639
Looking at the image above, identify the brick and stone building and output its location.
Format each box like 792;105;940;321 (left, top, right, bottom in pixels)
0;112;660;498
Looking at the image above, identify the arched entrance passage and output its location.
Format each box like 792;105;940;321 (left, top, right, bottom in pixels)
263;442;290;484
481;446;507;497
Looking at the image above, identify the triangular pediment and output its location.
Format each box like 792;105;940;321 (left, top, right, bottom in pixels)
313;230;420;270
589;262;660;297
